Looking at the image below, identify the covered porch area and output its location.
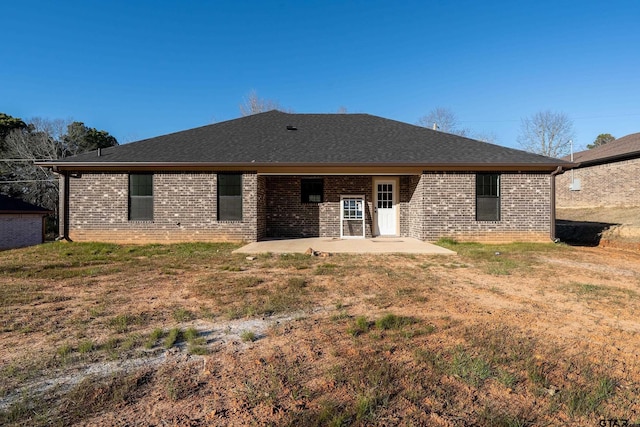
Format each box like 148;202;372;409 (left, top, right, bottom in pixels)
257;174;421;241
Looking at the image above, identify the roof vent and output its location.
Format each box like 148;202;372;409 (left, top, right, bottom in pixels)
286;125;297;131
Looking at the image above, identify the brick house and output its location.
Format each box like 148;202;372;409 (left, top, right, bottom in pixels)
557;132;640;208
0;194;52;250
39;111;572;244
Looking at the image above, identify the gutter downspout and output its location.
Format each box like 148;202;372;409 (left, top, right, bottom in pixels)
550;166;564;242
57;169;71;242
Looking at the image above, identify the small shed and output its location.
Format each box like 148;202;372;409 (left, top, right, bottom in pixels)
0;194;52;250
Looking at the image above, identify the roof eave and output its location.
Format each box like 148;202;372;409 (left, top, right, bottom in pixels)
0;210;53;214
574;151;640;167
37;160;576;173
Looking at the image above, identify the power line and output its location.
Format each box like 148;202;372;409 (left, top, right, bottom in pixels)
459;119;519;124
571;113;640;120
0;180;57;184
459;112;640;125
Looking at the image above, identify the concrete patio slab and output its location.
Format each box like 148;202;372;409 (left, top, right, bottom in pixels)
233;237;456;255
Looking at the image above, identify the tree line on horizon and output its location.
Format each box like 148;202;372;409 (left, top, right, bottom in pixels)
0;113;118;222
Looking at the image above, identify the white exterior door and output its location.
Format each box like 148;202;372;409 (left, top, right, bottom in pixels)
375;180;397;236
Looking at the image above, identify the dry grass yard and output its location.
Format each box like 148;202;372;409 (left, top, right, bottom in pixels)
1;240;640;426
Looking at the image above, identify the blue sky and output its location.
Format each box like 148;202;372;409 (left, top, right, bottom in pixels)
2;0;639;152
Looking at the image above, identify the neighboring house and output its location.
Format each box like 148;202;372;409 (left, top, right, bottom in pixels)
557;132;640;208
38;111;572;244
0;194;52;250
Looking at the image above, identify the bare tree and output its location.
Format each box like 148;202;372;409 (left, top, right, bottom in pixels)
417;107;469;136
28;117;69;144
2;116;118;238
2;125;61;212
239;90;292;116
517;111;574;158
471;130;498;144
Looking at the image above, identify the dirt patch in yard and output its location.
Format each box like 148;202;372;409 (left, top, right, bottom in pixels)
557;206;640;248
557;206;640;226
1;242;640;425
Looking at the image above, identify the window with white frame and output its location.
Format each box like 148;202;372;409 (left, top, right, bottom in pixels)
342;197;363;220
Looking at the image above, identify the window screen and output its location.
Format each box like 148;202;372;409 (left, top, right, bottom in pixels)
301;178;323;203
476;174;500;221
129;174;153;221
218;174;242;221
342;198;363;220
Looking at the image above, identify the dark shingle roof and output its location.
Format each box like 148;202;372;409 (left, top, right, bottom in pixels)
48;111;569;168
0;194;51;214
562;132;640;166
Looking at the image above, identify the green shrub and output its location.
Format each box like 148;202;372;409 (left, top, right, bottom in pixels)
77;340;94;354
109;314;134;333
348;316;370;337
240;330;256;342
164;328;182;349
57;343;73;358
145;328;164;349
375;313;417;330
173;308;192;322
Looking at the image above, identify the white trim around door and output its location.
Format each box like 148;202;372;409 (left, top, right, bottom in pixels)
373;178;399;236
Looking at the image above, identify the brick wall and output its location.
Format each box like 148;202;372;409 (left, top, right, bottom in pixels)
342;220;366;238
407;175;424;239
65;172;258;243
320;176;373;238
265;176;321;238
256;175;267;240
63;171;552;244
0;214;45;250
265;176;374;238
556;157;640;208
263;173;550;242
416;172;551;242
